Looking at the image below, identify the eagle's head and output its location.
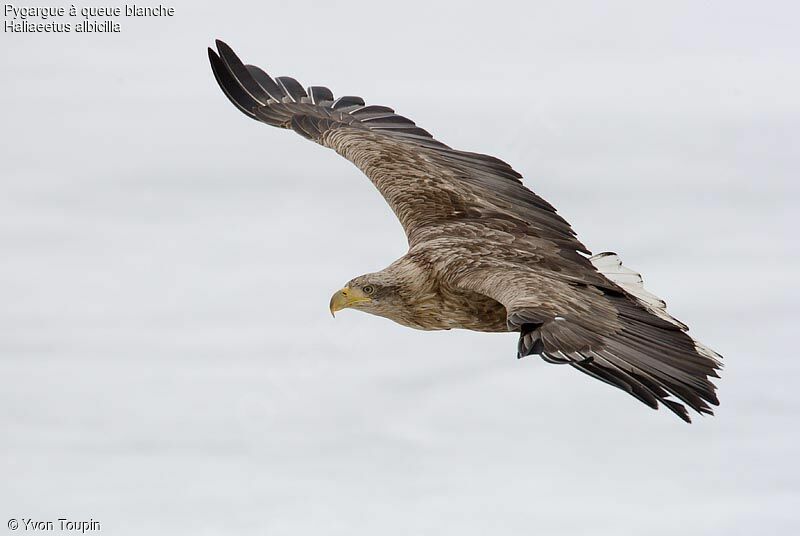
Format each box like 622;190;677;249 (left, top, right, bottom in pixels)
328;259;446;330
329;273;404;320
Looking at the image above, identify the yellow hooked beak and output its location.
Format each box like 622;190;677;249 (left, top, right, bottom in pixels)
329;286;371;317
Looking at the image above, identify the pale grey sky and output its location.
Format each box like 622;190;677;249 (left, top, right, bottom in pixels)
2;1;799;534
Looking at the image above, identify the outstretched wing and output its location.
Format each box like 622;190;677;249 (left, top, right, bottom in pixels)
208;40;589;263
430;240;722;422
208;40;722;422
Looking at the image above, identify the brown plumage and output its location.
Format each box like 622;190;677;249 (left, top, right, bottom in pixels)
208;40;723;422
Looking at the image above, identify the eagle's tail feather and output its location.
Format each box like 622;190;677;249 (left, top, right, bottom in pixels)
590;252;686;328
590;251;723;369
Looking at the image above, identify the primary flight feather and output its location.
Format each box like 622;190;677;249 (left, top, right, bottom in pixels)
208;40;722;423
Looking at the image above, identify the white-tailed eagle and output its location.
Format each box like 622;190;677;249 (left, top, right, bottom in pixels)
208;40;722;422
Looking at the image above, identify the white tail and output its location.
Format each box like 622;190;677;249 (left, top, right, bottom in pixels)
590;252;688;330
591;252;723;367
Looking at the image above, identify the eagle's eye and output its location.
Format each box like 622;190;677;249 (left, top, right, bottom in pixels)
362;285;375;295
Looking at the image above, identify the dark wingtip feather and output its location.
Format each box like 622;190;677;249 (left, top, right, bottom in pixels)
308;86;334;105
332;96;366;110
214;39;228;54
246;65;286;102
208;45;259;120
207;47;220;74
275;76;307;102
214;40;276;107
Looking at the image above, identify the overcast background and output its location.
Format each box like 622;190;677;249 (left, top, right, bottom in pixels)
2;1;799;534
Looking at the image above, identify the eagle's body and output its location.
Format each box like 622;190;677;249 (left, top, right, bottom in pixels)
208;40;723;422
355;253;509;332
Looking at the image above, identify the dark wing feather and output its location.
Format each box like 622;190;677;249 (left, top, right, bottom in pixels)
246;65;287;101
208;40;723;422
275;76;307;102
435;245;722;422
208;40;585;256
308;86;334;105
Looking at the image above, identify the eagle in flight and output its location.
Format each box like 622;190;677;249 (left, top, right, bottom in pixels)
208;40;722;422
